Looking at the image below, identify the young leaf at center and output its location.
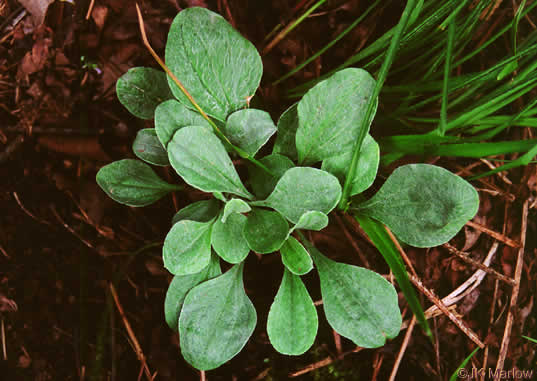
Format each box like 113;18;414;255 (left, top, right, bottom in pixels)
224;109;277;156
211;212;250;263
96;159;181;207
243;208;289;254
256;167;341;223
280;236;313;275
267;269;318;355
168;125;253;199
179;263;257;370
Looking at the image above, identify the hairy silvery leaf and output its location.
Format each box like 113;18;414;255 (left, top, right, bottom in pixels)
222;198;251;223
355;164;479;247
267;269;317;355
171;199;221;225
322;134;379;195
168;126;253;199
280;237;313;275
132;129;170;166
166;7;262;121
256;167;341;223
243;208;288;254
291;211;329;233
155;99;212;147
308;245;402;348
179;263;256;370
211;212;250;263
116;67;173;119
164;253;221;331
96;159;180;207
249;154;294;199
272;103;298;161
163;219;214;275
225;109;277;156
296;68;377;164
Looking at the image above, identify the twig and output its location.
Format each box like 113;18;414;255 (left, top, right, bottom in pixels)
496;199;529;371
409;275;485;348
200;370;206;381
0;135;24;164
50;205;96;250
443;243;515;285
85;0;95;20
481;279;500;381
221;0;236;28
385;226;418;277
333;330;342;356
334;214;370;267
0;243;9;258
466;220;520;248
13;192;52;226
1;318;6;360
388;316;416;381
289;347;363;377
109;283;154;381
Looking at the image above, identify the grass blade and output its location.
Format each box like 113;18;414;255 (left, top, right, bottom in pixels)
448;347;480;381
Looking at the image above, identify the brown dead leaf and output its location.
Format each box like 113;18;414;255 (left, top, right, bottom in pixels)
0;293;17;312
92;5;109;31
37;136;110;161
18;0;54;29
18;37;52;78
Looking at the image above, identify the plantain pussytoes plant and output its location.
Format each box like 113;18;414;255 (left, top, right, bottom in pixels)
96;7;479;371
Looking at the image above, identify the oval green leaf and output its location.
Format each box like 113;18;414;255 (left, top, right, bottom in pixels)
163;219;213;275
267;269;318;355
260;167;341;223
243;208;288;254
116;67;173;119
179;263;257;370
296;68;377;164
249;154;295;199
132;128;170;166
168;125;253;199
155;99;212;147
321;134;379;195
272;103;299;161
171;199;221;225
211;212;250;264
292;211;329;232
165;7;263;121
222;198;251;223
280;237;313;275
225;109;277;156
96;159;180;207
355;164;479;248
164;253;221;331
308;245;402;348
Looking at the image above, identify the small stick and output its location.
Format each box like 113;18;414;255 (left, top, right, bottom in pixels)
200;370;206;381
221;0;236;28
0;243;9;258
481;279;499;381
333;330;342;356
496;199;529;371
13;192;52;226
443;243;515;285
109;283;153;381
289;347;363;378
50;206;96;250
388;316;416;381
334;214;370;267
85;0;95;20
371;352;384;381
409;275;485;348
1;318;6;360
466;220;520;248
385;226;417;277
